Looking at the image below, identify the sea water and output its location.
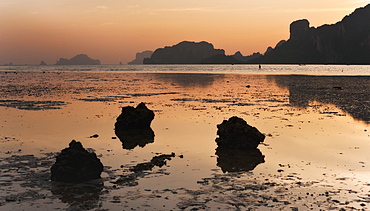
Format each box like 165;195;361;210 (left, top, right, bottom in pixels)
1;64;370;75
0;66;370;210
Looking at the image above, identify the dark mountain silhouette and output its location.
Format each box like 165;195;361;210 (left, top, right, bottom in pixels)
55;54;100;65
143;41;225;64
232;51;262;63
128;50;153;64
252;4;370;64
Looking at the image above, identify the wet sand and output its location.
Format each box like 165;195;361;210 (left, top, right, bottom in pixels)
0;70;370;210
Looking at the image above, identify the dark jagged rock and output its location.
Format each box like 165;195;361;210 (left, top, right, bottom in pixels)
251;4;370;64
143;41;225;64
55;54;100;65
114;103;155;149
232;51;262;63
215;116;265;150
39;61;47;65
50;140;103;182
115;102;154;130
128;50;153;64
290;19;310;41
215;147;265;173
115;127;154;150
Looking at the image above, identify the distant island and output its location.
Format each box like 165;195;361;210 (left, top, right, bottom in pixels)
55;54;100;65
141;4;370;65
143;41;225;64
128;51;153;64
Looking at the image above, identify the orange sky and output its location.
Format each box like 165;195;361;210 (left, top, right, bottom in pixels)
0;0;368;65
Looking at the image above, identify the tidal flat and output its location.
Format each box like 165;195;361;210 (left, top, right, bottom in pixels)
0;70;370;210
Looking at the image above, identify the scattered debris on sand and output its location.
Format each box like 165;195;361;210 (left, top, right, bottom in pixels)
113;153;176;187
130;152;175;173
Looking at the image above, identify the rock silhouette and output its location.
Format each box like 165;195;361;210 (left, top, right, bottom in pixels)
128;50;153;64
215;116;265;150
115;103;154;130
114;103;155;149
50;140;103;182
143;41;225;64
251;4;370;64
55;54;100;65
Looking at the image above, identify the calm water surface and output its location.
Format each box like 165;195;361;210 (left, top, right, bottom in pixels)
0;65;369;210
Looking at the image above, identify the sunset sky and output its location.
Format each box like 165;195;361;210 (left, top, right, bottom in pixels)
0;0;368;65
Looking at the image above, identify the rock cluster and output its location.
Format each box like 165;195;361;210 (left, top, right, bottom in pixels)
215;116;265;150
50;140;103;182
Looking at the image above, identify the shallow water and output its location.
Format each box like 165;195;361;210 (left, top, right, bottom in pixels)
0;68;370;210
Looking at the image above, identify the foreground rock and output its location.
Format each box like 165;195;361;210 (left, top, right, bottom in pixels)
115;103;154;130
115;103;155;149
216;116;265;149
51;140;103;182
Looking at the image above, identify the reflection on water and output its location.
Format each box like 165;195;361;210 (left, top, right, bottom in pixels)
51;180;103;210
152;73;224;87
115;128;155;150
215;147;265;173
269;75;370;123
1;70;370;210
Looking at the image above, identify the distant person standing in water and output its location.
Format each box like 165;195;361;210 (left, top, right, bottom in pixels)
259;64;261;69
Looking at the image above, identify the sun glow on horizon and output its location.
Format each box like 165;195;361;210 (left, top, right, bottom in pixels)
0;0;367;64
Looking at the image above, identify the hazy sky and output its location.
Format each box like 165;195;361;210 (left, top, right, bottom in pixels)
0;0;368;65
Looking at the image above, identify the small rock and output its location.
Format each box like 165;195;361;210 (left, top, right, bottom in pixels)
215;116;265;149
115;102;154;130
50;140;104;182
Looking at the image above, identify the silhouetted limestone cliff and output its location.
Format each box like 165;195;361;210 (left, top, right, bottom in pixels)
128;50;153;64
55;54;100;65
143;41;225;64
232;51;262;63
251;4;370;64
